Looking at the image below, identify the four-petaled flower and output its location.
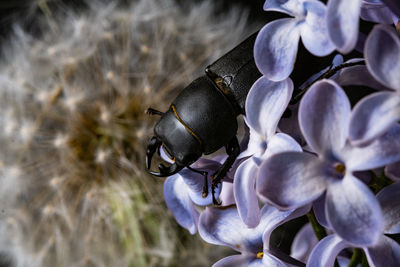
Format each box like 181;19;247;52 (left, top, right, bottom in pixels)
307;183;400;266
257;79;400;246
255;0;334;81
233;75;301;227
199;204;309;266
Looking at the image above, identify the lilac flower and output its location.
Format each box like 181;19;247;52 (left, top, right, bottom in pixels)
307;183;400;267
254;0;334;81
198;204;309;266
163;158;222;234
326;0;399;53
233;76;302;227
257;79;400;246
349;25;400;146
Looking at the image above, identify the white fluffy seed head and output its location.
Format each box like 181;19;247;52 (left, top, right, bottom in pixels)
0;0;252;266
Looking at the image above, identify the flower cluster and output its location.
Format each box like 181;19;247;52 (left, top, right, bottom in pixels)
164;0;400;266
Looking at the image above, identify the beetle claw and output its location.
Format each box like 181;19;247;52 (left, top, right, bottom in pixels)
149;162;183;177
146;136;161;170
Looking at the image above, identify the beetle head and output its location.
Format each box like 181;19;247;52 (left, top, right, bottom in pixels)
146;109;202;177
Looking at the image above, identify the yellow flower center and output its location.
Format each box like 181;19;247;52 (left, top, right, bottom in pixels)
334;163;346;175
256;252;264;259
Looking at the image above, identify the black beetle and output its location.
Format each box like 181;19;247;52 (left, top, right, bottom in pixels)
145;28;340;204
146;32;260;204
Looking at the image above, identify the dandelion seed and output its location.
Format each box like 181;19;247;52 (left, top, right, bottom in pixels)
63;93;83;111
95;149;109;164
144;85;151;94
49;176;63;188
140;45;149;54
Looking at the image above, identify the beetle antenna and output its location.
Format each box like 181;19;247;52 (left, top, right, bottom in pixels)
146;107;164;116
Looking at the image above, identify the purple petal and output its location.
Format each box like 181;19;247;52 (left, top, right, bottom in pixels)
325;175;382;246
163;176;199;234
199;204;306;256
313;194;330;228
376;183;400;233
361;1;396;24
365;235;400;266
381;0;400;17
214;253;286;267
333;64;391;91
290;223;319;262
245;76;293;139
327;0;362;53
307;235;348;267
253;132;302;167
346;124;400;171
254;19;301;81
234;158;261;227
260;254;288;267
299;80;351;155
349;92;400;146
262;205;311;250
199;205;286;253
238;125;266;159
180;159;222;206
278;103;305;146
219;182;235;206
365;24;400;90
385;161;400;181
257;151;327;210
263;133;302;158
263;0;306;17
337;257;351;267
213;255;264;267
198;205;261;252
300;1;335;56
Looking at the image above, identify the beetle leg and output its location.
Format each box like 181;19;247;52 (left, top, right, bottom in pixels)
211;136;240;205
187;166;209;198
146;107;164;116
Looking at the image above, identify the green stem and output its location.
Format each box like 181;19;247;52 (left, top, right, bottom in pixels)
361;252;370;267
369;171;393;194
306;210;327;241
306;210;340;267
348;248;363;267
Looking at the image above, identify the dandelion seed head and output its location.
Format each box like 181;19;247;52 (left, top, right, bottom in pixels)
0;0;251;265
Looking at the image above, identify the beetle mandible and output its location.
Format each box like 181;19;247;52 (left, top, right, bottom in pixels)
146;32;260;204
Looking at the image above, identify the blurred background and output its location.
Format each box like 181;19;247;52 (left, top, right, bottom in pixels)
0;0;267;266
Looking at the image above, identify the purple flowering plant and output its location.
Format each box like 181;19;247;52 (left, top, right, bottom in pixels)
161;0;400;266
